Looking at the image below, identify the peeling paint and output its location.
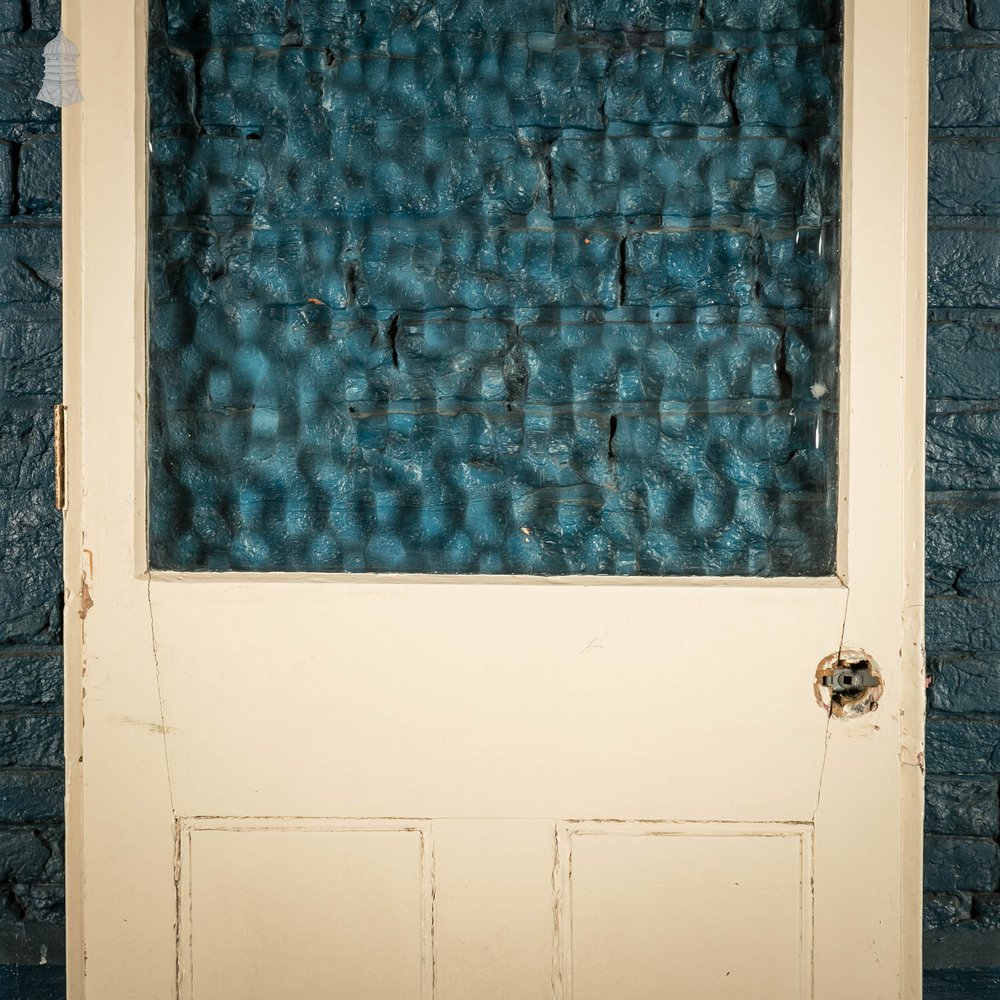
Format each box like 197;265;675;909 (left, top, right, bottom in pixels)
78;577;93;620
814;648;884;719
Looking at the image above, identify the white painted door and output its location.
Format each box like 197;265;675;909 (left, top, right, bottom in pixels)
63;2;928;998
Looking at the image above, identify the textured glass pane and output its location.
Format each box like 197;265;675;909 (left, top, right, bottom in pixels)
147;0;842;575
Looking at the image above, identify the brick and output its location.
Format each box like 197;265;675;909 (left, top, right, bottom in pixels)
550;135;832;225
0;226;59;305
925;923;1000;971
926;776;1000;836
0;484;61;647
926;835;1000;891
932;0;970;30
627;228;831;310
17;135;59;216
734;44;839;129
925;891;974;928
0;772;61;824
0;921;64;967
0;46;58;130
605;48;735;128
194;47;322;129
930;141;1000;219
703;0;836;29
927;409;1000;490
0;308;60;396
927;596;1000;654
930;230;1000;310
147;44;197;131
930;656;1000;714
164;0;286;36
973;0;1000;30
927;498;1000;596
26;0;58;34
9;884;62;923
0;403;51;490
572;0;699;30
0;2;22;33
976;893;1000;927
928;323;1000;401
425;0;560;32
0;964;66;999
295;0;364;34
929;601;965;663
150;127;544;221
0;649;61;706
0;712;60;768
36;829;60;882
927;715;1000;773
158;223;622;313
189;42;616;133
0;830;52;883
931;47;1000;129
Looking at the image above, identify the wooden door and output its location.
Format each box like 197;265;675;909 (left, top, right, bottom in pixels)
62;1;928;997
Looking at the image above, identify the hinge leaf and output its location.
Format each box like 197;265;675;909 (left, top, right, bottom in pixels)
54;403;66;511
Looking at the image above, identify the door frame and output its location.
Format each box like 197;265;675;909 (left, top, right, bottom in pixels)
60;0;930;996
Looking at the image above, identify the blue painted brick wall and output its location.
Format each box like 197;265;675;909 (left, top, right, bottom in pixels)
927;1;1000;995
0;1;65;996
0;3;998;998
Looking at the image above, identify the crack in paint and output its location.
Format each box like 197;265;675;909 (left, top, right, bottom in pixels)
807;585;850;999
145;573;184;996
812;583;850;824
146;572;178;820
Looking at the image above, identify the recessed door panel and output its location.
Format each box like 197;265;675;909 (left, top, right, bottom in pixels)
181;822;430;1000
562;823;811;1000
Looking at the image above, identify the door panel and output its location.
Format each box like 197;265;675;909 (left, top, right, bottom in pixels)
180;822;431;1000
149;582;844;819
62;1;928;998
563;823;811;1000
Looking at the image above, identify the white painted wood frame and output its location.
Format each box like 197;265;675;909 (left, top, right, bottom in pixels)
61;0;929;997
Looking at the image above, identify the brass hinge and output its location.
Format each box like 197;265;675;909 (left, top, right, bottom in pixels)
53;403;66;511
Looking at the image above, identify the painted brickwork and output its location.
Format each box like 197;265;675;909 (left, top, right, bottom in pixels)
0;3;997;998
926;0;1000;995
0;0;66;996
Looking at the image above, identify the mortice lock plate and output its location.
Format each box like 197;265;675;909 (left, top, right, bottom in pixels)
821;662;880;695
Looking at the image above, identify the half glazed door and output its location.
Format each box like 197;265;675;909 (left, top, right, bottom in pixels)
64;0;927;998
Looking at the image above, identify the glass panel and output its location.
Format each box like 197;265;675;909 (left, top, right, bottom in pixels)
147;0;842;575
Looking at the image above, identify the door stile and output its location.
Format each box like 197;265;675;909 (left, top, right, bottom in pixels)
812;2;928;999
901;2;930;997
61;0;84;992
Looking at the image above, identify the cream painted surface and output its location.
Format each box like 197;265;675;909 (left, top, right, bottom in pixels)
62;1;928;998
180;821;431;1000
563;824;811;1000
